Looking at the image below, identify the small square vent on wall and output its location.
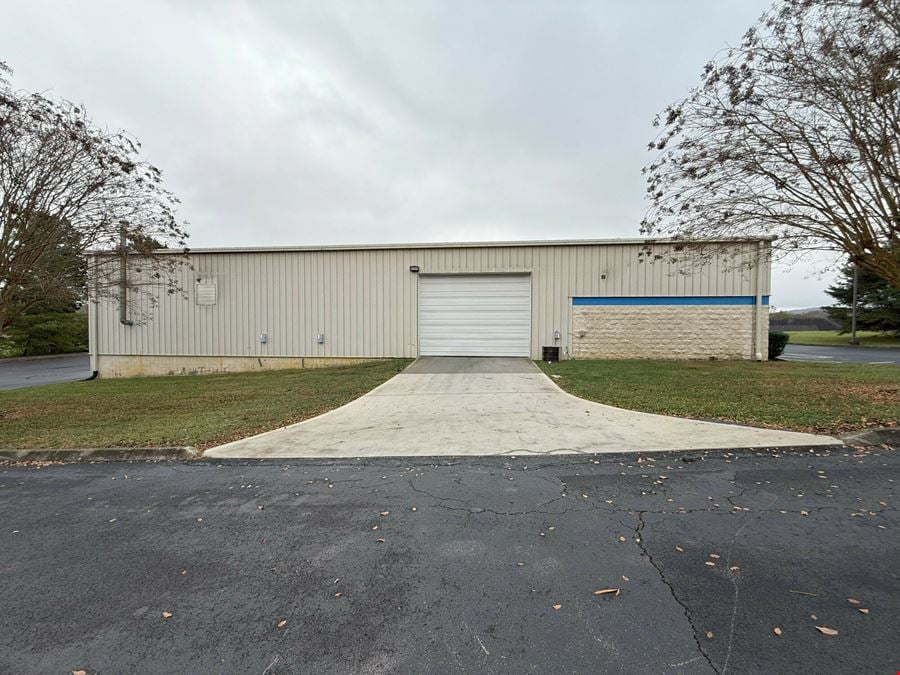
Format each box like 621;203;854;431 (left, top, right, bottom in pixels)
195;278;217;305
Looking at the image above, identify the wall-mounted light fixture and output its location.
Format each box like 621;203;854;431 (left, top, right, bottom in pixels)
409;265;420;273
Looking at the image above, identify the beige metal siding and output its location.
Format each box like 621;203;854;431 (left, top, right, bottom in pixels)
93;241;770;360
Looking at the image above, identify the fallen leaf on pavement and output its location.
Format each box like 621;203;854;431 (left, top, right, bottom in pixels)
773;627;782;636
592;588;621;597
815;626;838;636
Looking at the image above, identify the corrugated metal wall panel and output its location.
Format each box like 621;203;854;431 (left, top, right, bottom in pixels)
94;241;770;360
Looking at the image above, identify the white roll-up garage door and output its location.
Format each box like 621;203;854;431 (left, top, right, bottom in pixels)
418;274;531;357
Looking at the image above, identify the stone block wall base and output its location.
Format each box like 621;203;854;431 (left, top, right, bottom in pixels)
96;355;382;378
572;305;768;360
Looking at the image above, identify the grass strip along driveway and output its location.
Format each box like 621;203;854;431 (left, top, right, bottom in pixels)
539;359;899;435
786;330;900;348
0;359;411;450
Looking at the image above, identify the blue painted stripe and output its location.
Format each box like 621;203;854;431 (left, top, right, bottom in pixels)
572;296;770;306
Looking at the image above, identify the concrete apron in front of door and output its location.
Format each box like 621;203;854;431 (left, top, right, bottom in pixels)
204;357;840;459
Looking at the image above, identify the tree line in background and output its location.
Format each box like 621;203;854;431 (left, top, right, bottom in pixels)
0;215;87;356
770;244;900;337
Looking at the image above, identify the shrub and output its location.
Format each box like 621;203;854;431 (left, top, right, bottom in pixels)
1;311;88;357
768;331;789;360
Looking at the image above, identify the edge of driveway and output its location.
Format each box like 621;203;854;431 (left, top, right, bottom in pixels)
534;360;841;446
204;358;421;456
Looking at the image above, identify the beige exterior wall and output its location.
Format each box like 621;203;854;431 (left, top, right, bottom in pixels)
90;239;771;375
572;305;769;360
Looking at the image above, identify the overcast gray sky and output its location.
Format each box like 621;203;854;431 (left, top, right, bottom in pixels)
2;0;837;308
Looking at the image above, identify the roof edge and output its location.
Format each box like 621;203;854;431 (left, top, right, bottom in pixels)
89;236;775;255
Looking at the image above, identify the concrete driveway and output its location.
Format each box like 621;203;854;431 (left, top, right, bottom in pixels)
0;353;92;390
206;357;837;458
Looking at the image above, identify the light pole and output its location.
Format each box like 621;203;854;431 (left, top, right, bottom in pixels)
849;262;859;345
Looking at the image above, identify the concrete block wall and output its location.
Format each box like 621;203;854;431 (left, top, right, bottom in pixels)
572;305;768;360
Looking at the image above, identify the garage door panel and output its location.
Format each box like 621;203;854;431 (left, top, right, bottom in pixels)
418;275;531;357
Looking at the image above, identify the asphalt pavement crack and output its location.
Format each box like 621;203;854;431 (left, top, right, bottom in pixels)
635;510;721;675
406;479;574;516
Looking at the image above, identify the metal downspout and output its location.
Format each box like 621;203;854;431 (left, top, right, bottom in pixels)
119;225;133;326
754;241;764;361
85;254;100;380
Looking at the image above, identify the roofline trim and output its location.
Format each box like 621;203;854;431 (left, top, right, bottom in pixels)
88;236;776;256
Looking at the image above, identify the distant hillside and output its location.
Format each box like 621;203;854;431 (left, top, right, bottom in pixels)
770;306;838;331
774;307;830;318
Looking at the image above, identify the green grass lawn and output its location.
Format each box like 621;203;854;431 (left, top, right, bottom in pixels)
786;330;900;348
0;359;411;450
538;359;899;434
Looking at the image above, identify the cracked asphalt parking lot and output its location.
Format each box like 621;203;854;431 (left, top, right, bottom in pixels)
1;447;898;674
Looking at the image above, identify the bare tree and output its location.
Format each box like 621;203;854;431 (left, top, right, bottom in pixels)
0;62;188;332
642;0;900;288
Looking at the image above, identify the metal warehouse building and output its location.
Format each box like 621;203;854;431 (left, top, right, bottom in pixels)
89;238;771;378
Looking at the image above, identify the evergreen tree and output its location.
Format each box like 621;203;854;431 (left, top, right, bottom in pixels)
825;261;900;336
